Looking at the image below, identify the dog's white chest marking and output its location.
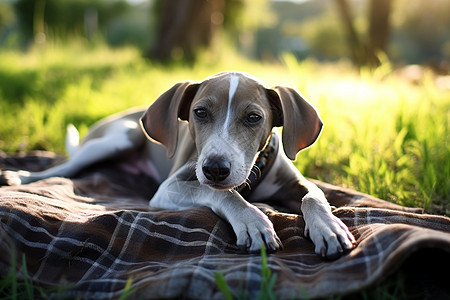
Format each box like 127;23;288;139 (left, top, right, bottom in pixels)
223;74;240;134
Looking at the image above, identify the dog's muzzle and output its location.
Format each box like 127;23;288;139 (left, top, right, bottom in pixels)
202;159;231;182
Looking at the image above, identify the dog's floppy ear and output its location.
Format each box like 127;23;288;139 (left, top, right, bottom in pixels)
267;86;323;160
140;81;200;158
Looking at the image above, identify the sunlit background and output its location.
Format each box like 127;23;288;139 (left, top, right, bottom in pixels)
0;0;449;214
1;0;449;66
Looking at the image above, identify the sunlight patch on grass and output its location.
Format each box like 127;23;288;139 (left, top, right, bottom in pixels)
282;56;449;211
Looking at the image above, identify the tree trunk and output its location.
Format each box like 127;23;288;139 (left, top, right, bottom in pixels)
335;0;392;68
148;0;224;62
334;0;366;67
367;0;391;67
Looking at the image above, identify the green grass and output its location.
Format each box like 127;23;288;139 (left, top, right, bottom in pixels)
215;246;278;300
2;42;447;214
215;246;414;300
0;253;55;299
0;254;137;300
0;250;421;300
281;55;449;214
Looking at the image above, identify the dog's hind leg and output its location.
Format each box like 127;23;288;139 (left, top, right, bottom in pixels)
2;120;144;185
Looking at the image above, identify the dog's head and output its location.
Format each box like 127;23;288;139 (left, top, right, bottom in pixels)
140;71;322;190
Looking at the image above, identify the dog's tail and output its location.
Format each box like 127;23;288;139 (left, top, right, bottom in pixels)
65;124;80;157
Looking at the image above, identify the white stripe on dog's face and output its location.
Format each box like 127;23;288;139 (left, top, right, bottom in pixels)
190;72;273;190
223;74;240;135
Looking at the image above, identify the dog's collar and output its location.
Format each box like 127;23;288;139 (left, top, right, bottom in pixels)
237;132;279;197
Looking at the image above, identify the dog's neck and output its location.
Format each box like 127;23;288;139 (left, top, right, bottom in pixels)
237;132;279;196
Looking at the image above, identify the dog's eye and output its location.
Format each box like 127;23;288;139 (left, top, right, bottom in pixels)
194;108;208;120
247;113;262;123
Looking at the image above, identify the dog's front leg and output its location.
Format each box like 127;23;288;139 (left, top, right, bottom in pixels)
254;149;356;259
299;178;356;259
209;189;282;252
150;164;282;252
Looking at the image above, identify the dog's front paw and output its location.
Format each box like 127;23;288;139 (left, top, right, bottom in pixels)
231;206;283;253
0;170;27;186
304;211;356;260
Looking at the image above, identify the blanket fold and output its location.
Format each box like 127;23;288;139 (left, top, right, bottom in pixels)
1;152;449;299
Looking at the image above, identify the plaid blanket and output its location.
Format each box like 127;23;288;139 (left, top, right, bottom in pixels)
1;151;449;299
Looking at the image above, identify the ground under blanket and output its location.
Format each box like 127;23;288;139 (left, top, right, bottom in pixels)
0;151;449;299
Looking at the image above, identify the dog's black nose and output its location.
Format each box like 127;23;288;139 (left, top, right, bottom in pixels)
202;159;230;182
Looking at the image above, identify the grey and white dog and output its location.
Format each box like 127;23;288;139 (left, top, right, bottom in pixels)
2;71;356;259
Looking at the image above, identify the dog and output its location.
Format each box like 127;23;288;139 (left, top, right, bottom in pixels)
2;71;355;259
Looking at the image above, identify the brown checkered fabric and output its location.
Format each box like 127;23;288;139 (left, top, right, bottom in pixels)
1;152;449;299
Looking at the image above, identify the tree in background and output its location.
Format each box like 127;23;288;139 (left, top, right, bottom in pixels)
367;0;391;67
334;0;365;66
335;0;391;68
148;0;225;62
148;0;273;63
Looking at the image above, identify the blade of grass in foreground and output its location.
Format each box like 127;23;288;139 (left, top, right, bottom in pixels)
214;245;279;300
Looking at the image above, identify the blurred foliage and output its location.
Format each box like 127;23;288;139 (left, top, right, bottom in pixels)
0;0;449;65
222;0;275;37
256;0;450;65
390;0;450;64
13;0;131;46
0;2;15;31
